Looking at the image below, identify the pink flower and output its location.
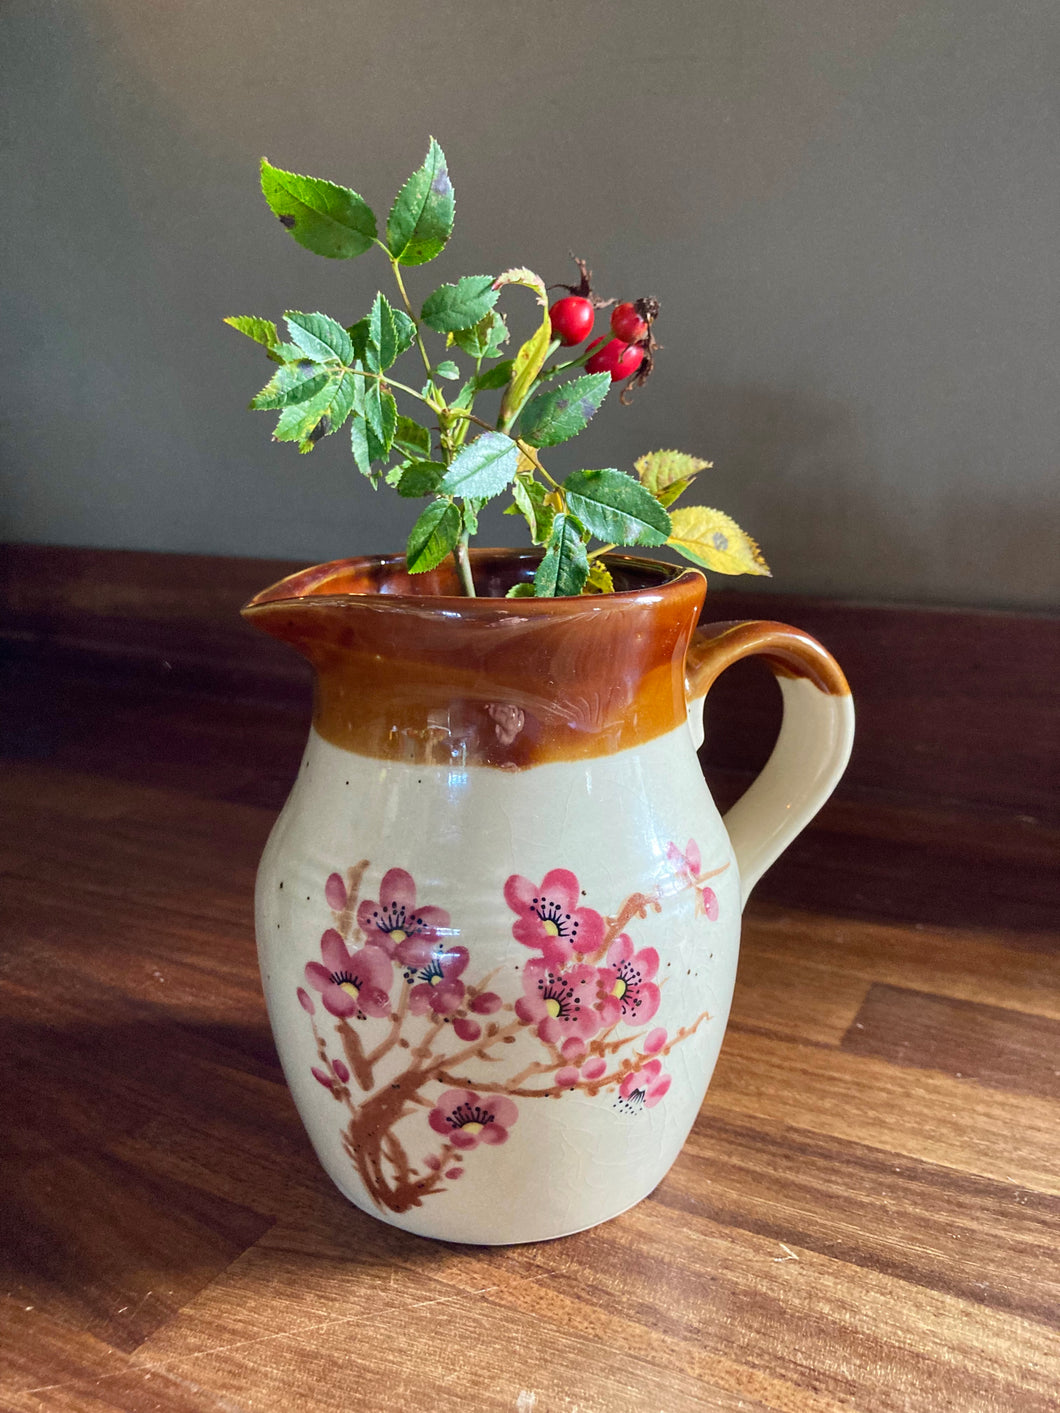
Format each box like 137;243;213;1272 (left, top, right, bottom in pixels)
311;1058;350;1089
643;1027;668;1055
581;1056;607;1081
667;839;722;921
452;1017;481;1042
470;991;502;1014
595;934;661;1027
504;869;605;968
325;872;348;911
304;930;393;1019
297;987;315;1015
357;868;452;963
515;959;603;1045
667;837;702;878
428;1090;518;1150
406;945;469;1016
616;1059;671;1113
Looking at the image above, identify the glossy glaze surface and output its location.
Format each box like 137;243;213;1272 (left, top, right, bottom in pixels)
244;550;705;768
243;550;849;770
243;551;855;1242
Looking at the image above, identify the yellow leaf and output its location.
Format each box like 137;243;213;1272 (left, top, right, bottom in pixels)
634;449;712;496
585;560;616;595
668;506;771;577
494;267;552;426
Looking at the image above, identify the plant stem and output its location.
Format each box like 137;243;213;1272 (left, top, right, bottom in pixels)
350;366;436;408
539;344;596;380
389;257;435;383
455;535;476;597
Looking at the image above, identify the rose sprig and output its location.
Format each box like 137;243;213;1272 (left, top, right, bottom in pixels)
226;138;769;597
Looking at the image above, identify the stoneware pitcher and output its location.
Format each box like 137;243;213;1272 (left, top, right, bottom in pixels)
243;549;854;1244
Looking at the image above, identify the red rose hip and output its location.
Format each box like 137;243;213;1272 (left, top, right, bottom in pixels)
549;295;595;346
610;301;649;343
585;337;645;381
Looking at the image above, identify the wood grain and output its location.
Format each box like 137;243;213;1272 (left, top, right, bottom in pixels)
1;548;1058;1411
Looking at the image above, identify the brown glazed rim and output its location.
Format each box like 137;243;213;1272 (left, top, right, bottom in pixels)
241;548;848;768
242;547;707;616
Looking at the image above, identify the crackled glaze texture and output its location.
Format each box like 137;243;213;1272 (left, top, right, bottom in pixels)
245;551;853;1243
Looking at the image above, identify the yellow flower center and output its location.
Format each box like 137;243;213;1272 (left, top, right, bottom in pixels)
339;981;360;999
388;928;407;944
545;997;562;1018
461;1121;484;1135
612;977;627;999
542;920;560;936
429;972;443;986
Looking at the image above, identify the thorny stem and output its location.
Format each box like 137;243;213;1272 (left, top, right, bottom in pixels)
387;254;435;384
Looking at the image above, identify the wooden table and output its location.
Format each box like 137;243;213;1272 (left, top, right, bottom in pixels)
2;550;1057;1412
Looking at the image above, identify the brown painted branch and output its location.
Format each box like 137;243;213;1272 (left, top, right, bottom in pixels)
584;889;662;964
366;983;410;1067
425;1018;525;1077
336;1017;375;1091
332;859;370;941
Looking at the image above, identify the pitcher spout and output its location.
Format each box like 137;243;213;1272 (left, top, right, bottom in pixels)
242;550;706;769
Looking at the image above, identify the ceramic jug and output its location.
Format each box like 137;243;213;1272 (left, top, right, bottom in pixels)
243;549;854;1244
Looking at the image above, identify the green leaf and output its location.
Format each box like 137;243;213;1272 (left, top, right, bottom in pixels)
260;159;377;259
505;475;554;545
394;415;432;459
350;364;397;474
517;373;610;447
421;276;498;334
406;499;461;573
667;506;771;576
271;371;357;449
656;478;692;509
387;137;455;266
462;498;481;538
451;379;477;412
506;582;536;597
437;432;520;500
392;309;417;358
634;450;712;497
534;513;589;597
346;317;369;361
364;292;399;372
363;379;397;455
250;360;329;410
472;358;515;392
225;315;279;349
394;461;447;497
284;311;353;365
562;469;671;547
434;360;460;381
452;310;509;359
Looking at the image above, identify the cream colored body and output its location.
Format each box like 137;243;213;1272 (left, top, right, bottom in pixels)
255;680;854;1243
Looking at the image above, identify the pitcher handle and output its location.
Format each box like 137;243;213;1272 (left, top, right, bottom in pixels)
686;620;855;910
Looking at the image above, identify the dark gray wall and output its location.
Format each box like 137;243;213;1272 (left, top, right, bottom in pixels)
3;0;1057;608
